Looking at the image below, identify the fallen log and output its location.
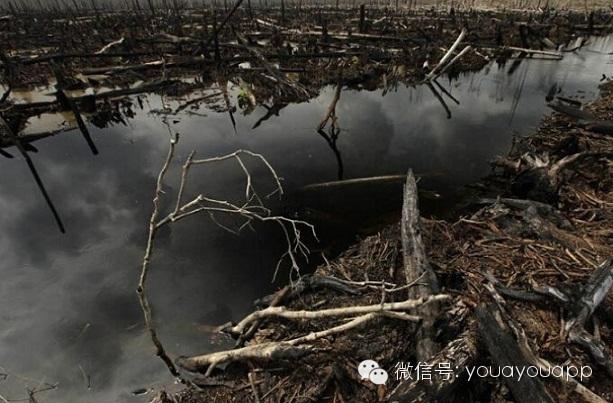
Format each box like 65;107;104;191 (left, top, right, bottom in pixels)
476;305;555;403
388;323;478;402
548;102;596;121
485;281;607;403
401;170;440;361
565;259;613;378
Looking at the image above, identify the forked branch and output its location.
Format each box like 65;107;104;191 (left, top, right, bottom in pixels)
137;135;317;381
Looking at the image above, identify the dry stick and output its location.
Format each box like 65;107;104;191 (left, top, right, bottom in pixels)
248;372;261;403
136;135;184;380
548;151;613;180
429;45;472;81
178;310;424;376
425;28;466;81
236;286;290;347
95;36;125;53
228;294;448;334
135;136;316;381
155;148;315;283
0;116;65;233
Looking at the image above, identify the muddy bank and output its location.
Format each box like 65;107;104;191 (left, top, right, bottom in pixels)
159;80;613;402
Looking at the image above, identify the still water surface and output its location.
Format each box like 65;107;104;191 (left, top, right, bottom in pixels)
1;36;612;402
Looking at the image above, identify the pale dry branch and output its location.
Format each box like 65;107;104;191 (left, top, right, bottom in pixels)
178;310;419;376
137;135;317;383
425;28;467;81
228;294;449;335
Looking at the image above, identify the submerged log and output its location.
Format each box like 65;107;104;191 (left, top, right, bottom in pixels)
301;174;407;191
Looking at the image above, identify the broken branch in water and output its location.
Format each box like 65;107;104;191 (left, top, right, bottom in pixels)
425;28;467;82
137;132;184;381
505;46;563;59
137;133;319;381
429;45;472;82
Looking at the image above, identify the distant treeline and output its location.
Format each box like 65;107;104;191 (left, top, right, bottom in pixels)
1;0;608;13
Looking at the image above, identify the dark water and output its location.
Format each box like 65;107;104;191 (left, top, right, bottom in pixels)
1;36;612;402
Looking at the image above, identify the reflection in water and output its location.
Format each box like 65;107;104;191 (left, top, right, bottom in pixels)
317;126;344;180
0;36;612;402
252;102;289;129
0;117;65;233
426;81;451;119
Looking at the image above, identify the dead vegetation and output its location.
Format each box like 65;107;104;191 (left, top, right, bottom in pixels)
1;2;612;403
150;68;613;403
2;1;612;114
